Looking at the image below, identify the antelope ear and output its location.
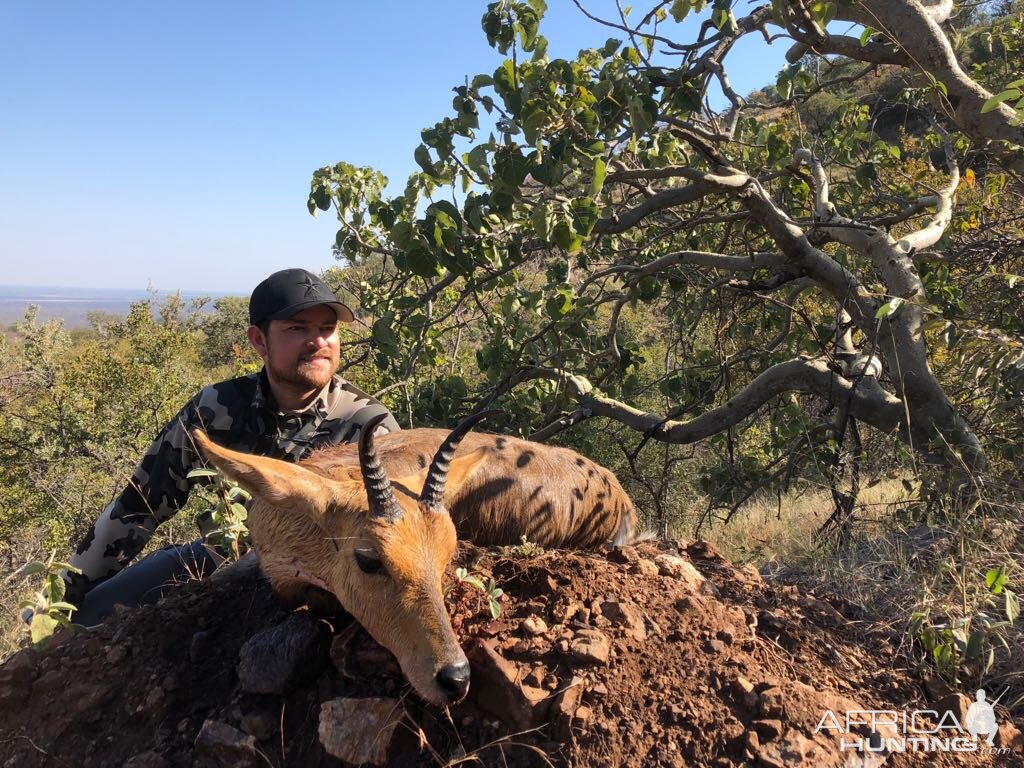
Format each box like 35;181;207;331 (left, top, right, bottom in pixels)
191;429;347;522
396;448;488;507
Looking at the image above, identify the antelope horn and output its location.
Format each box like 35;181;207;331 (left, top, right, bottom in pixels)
420;409;502;511
359;412;402;522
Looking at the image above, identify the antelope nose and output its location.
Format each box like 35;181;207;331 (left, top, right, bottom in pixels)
436;662;471;702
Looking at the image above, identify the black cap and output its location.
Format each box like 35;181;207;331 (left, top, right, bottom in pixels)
249;268;354;326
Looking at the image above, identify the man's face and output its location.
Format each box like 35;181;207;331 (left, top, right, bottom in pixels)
249;304;341;394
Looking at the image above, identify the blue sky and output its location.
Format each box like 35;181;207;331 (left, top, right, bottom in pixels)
0;2;786;293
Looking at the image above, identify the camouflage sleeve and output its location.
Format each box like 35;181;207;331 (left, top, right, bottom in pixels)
63;398;203;605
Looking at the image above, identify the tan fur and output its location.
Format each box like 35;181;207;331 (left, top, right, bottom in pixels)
301;430;636;548
191;428;635;705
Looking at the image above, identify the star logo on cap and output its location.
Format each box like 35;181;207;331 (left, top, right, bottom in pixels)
299;273;319;297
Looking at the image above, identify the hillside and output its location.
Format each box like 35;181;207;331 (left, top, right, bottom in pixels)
1;541;1020;767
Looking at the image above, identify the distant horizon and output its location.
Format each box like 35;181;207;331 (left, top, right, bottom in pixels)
0;283;248;297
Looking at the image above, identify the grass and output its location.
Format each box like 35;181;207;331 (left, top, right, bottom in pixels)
694;476;1024;711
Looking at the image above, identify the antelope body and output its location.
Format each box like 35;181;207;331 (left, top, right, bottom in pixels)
193;413;634;706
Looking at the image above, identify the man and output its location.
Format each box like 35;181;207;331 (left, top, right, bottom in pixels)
63;268;400;625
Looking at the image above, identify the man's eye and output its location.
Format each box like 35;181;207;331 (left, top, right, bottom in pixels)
355;551;385;575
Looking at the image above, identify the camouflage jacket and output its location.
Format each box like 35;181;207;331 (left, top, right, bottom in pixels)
65;370;400;604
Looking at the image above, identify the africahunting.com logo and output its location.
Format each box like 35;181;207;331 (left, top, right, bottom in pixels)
814;689;1009;755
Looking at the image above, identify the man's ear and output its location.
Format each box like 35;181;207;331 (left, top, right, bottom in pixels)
192;429;350;524
394;448;488;506
246;325;269;361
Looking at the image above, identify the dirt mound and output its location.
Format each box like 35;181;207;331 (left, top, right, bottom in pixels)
1;541;1020;767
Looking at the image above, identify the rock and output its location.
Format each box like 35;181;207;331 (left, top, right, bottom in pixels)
997;720;1024;752
105;645;128;664
600;600;647;641
237;612;328;695
520;617;548;636
752;719;783;740
194;720;262;768
123;751;171;768
732;676;755;696
333;632;402;678
608;545;638;564
0;648;39;685
936;692;970;725
569;630;611;665
240;708;278;741
758;686;786;718
704;638;726;654
550;676;585;741
629;558;660;577
687;540;723;560
467;639;552;730
653;554;689;578
318;697;404;767
550;600;579;625
739;563;763;584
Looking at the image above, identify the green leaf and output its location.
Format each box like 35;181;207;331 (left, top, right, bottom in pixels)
570;197;600;236
489;598;502;619
982;89;1020;114
414;144;436;176
532;203;555;241
47;574;65;602
776;73;792;102
12;561;46;580
590;158;607;196
859;27;875;46
187;468;220;480
48;602;78;613
875;297;904;320
670;0;689;22
965;630;986;660
30;614;59;645
986;566;1008;594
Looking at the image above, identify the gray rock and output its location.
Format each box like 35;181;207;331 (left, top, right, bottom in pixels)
194;720;262;768
569;630;611;665
318;697;404;766
237;613;328;695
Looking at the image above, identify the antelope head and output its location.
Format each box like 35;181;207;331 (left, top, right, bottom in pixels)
191;411;496;705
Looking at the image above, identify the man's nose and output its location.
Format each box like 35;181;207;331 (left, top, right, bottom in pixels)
307;332;330;347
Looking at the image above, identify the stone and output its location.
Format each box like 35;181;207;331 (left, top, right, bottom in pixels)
936;692;970;725
333;632;402;678
569;630;611;665
194;720;262;768
318;697;404;766
520;616;548;636
629;558;660;577
600;600;647;641
653;553;690;578
704;638;726;654
550;600;579;625
752;719;783;741
732;676;755;696
997;720;1024;752
123;752;171;768
240;709;278;741
550;676;585;741
758;687;786;718
607;545;638;564
237;612;328;695
467;639;552;730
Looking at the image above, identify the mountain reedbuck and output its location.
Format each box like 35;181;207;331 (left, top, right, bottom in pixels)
192;411;635;706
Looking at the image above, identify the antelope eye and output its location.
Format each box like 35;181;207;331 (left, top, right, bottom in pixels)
355;550;385;575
